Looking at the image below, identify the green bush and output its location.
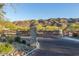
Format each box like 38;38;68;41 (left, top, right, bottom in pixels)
21;40;26;44
14;36;21;43
72;33;78;37
8;39;13;44
27;43;30;46
7;36;14;44
0;43;13;54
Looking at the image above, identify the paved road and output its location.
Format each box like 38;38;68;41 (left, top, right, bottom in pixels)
27;37;79;56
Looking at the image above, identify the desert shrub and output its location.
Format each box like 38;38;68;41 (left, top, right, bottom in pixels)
8;39;13;44
72;33;78;37
27;43;30;46
6;36;14;44
14;36;21;43
21;40;26;44
0;43;13;54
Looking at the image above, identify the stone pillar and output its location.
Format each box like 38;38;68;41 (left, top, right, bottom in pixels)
30;21;37;44
59;29;63;38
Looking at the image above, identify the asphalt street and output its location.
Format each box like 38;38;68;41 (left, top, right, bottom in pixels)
27;37;79;56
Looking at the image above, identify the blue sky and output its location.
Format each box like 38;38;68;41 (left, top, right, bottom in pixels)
3;3;79;21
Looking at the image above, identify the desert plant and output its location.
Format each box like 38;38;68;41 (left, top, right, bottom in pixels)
14;36;21;43
21;40;26;44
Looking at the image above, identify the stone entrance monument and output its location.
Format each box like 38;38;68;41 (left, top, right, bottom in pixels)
30;20;37;45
